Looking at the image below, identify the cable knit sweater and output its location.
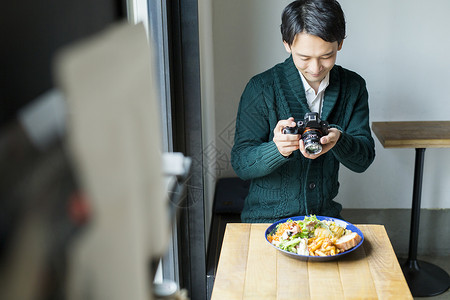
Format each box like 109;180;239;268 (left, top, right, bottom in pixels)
231;56;375;223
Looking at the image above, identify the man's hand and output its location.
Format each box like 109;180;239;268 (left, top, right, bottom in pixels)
273;117;300;157
299;127;341;159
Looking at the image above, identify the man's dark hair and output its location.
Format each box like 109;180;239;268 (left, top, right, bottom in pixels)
281;0;346;46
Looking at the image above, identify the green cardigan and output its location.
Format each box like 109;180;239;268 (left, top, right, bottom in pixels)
231;56;375;223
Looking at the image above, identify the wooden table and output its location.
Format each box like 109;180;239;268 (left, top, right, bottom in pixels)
372;121;450;148
372;121;450;297
211;223;412;299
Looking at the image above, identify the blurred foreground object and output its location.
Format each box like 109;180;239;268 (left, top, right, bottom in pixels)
55;21;169;300
0;118;83;300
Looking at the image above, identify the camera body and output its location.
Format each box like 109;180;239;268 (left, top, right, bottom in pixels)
282;112;329;155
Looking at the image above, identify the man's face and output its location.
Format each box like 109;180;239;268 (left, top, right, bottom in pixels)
283;32;342;89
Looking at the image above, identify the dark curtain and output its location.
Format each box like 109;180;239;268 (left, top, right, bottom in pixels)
167;0;207;299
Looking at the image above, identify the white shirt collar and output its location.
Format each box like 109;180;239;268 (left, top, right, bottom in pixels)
299;71;330;96
299;71;330;115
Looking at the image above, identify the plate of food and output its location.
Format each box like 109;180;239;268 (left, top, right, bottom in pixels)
265;215;364;261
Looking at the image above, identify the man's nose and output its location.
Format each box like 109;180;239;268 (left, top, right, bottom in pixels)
310;59;321;74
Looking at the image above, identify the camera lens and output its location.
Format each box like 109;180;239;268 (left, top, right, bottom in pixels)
302;129;323;155
304;142;322;155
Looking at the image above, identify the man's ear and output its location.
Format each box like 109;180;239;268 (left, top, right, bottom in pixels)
338;40;344;51
283;40;291;53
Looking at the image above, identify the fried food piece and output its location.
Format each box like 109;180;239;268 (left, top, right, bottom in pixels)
335;232;361;251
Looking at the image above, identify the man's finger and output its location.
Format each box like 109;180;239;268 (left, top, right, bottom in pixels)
275;118;296;132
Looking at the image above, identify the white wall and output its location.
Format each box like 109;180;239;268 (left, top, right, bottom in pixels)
198;0;217;235
211;0;291;177
335;0;450;209
208;0;450;209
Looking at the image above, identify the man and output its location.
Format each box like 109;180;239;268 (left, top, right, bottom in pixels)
231;0;375;223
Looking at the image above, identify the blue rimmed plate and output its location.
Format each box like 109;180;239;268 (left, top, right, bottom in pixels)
265;216;364;261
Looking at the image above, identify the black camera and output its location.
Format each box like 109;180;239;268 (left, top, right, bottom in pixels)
282;112;329;155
